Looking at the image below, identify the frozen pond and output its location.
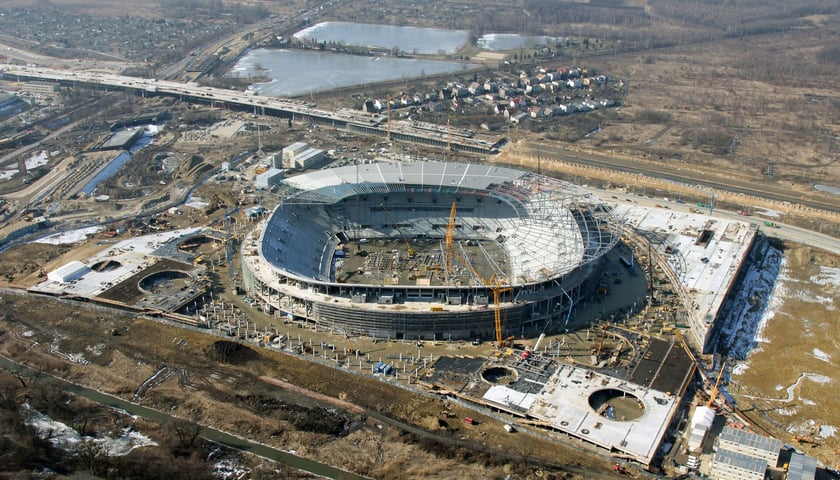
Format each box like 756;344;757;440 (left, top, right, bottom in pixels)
477;33;566;51
293;21;469;55
233;49;474;97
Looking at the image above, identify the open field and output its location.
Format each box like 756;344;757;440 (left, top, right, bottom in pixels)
729;246;840;467
0;291;623;479
582;28;840;187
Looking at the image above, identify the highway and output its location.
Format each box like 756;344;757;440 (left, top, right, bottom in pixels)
584;185;840;255
0;65;504;155
518;142;840;215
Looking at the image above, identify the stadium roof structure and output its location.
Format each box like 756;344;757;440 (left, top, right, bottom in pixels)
265;160;619;287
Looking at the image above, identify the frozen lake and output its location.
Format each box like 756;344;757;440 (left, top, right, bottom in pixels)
293;21;469;55
477;33;566;51
232;49;474;97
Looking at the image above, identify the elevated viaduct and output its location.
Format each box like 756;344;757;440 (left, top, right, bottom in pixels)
0;65;505;155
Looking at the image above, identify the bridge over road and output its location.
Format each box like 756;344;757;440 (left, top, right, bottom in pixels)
0;65;505;155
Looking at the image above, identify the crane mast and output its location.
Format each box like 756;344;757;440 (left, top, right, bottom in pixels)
454;245;511;348
380;203;414;258
444;202;456;283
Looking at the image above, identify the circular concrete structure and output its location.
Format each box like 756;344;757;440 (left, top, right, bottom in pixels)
241;161;620;341
90;260;122;272
481;366;519;385
138;270;193;296
588;388;645;422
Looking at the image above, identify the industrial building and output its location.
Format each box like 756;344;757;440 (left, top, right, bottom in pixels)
687;405;716;452
255;167;283;190
241;161;619;341
31;228;210;322
711;449;767;480
281;142;325;170
94;127;143;151
47;260;91;283
612;204;758;353
716;425;782;466
787;452;818;480
17;80;60;96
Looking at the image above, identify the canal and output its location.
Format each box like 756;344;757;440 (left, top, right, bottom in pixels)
0;354;368;480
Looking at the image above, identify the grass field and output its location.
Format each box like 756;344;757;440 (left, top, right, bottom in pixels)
730;245;840;466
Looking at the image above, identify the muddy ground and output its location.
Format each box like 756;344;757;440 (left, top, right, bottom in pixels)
0;292;625;479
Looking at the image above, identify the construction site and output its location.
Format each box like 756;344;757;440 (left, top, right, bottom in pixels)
1;2;839;476
11;158;761;474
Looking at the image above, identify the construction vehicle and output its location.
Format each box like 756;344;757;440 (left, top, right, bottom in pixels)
613;463;632;476
380;203;415;258
344;334;361;356
792;435;821;447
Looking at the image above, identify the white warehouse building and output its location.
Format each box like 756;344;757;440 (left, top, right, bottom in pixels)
47;261;90;283
281;142;325;170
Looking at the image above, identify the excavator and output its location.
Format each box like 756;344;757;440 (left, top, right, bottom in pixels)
345;336;361;356
792;435;821;447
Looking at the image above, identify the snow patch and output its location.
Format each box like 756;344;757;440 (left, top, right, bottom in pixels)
805;374;831;384
213;458;251;480
776;408;797;416
720;240;786;373
33;226;103;245
812;266;840;286
0;168;19;181
754;207;782;218
184;195;209;210
820;425;837;438
25;150;49;170
100;429;157;456
731;362;750;376
812;348;831;363
25;405;156;456
26;405;83;447
801;399;816;406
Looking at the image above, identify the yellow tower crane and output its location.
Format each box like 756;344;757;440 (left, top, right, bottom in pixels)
444;202;457;283
455;249;512;348
446;201;512;348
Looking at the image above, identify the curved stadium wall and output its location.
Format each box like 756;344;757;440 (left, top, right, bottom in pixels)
241;161;619;341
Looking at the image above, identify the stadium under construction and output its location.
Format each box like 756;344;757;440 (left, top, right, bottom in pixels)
240;161;620;342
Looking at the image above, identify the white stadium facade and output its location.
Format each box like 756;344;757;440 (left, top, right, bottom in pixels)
241;161;620;341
